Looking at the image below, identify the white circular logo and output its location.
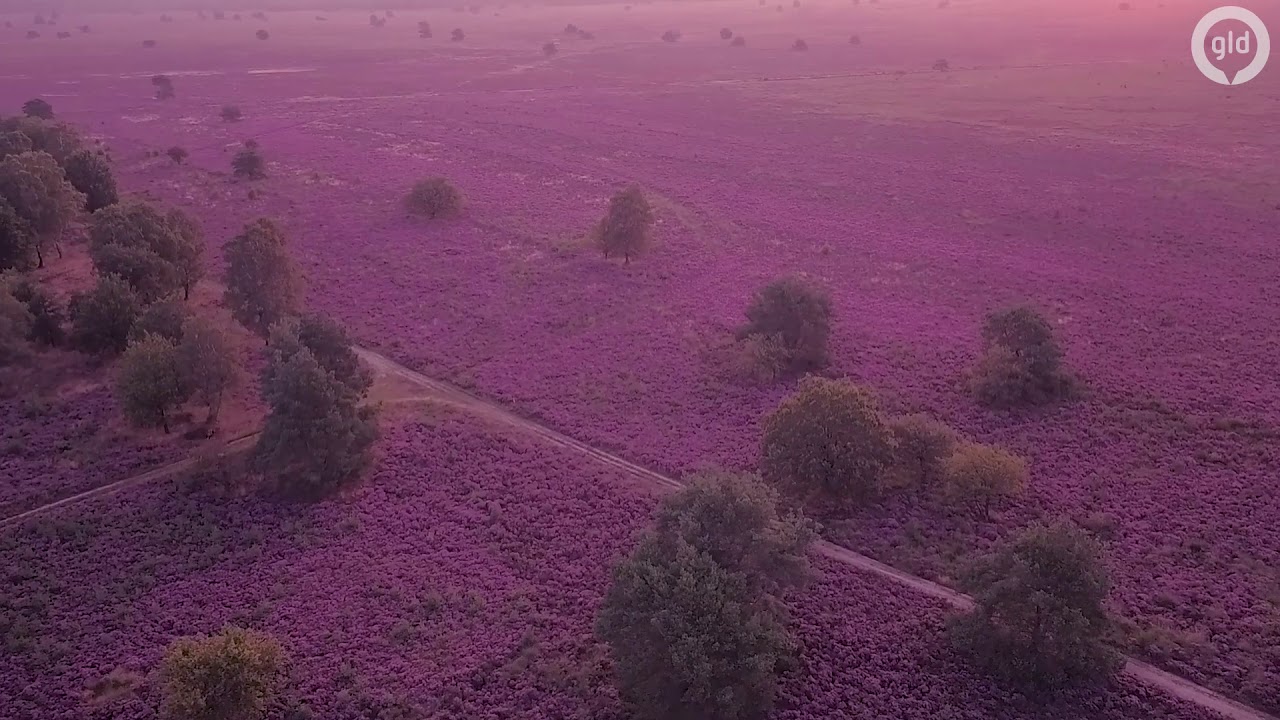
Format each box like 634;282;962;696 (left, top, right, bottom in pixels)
1192;6;1270;85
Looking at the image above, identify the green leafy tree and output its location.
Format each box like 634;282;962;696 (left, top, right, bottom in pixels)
166;208;205;300
178;316;239;426
950;522;1119;690
1;117;84;163
89;202;203;302
22;99;54;120
0;130;33;160
0;195;35;271
0;282;33;365
971;305;1077;407
404;177;463;219
160;627;285;720
63;149;118;212
223;219;301;338
116;334;190;433
595;185;652;264
739;276;832;374
760;377;896;505
167;146;189;165
129;298;189;344
940;442;1026;518
0;150;85;267
886;413;959;489
69;275;142;355
254;346;378;498
152;75;176;100
266;313;370;395
7;274;65;346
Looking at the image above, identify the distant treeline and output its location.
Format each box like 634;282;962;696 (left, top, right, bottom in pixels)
4;0;618;11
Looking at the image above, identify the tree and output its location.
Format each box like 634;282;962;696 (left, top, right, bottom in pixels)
792;38;809;50
88;202;199;303
152;75;175;100
63;149;118;212
0;282;33;366
971;305;1077;408
254;346;379;498
167;146;189;165
0;196;35;271
417;20;431;37
166;208;205;299
949;522;1119;689
0;117;83;163
22;99;54;120
0;130;33;160
731;35;746;46
0;151;85;267
740;276;831;374
451;28;465;41
886;413;958;489
69;275;142;354
650;471;813;596
543;41;558;56
760;377;896;505
255;29;270;40
232;144;265;179
129;298;189;343
940;442;1026;518
223;219;302;338
404;177;463;219
661;30;681;42
178;316;238;426
720;27;733;39
8;275;65;346
595;185;652;264
933;58;950;72
267;314;370;395
220;105;243;122
160;627;285;720
597;540;796;720
117;334;190;433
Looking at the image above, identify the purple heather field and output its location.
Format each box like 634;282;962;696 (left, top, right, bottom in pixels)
2;1;1279;717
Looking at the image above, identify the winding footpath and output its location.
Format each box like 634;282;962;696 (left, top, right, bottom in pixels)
1;347;1271;720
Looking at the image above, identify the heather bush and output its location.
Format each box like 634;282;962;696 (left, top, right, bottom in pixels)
224;219;302;338
950;522;1120;690
167;146;188;165
160;627;285;720
117;333;190;433
740;276;832;374
405;177;464;219
760;377;896;505
971;305;1077;408
0;150;85;267
63;149;118;211
940;442;1026;517
720;27;733;39
128;298;189;344
232;144;266;180
69;274;142;355
595;185;652;264
152;75;174;99
661;29;681;42
179;315;239;426
22;99;53;120
886;413;959;489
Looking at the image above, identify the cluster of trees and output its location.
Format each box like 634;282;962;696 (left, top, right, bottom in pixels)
598;472;814;720
761;377;1027;515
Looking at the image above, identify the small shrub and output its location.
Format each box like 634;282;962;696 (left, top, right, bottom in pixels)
720;27;733;40
160;627;285;720
761;377;896;505
940;442;1026;518
232;144;266;180
22;99;54;120
405;177;463;219
451;28;465;41
739;275;831;374
221;105;243;122
594;185;652;264
792;38;809;50
166;146;188;165
661;29;680;42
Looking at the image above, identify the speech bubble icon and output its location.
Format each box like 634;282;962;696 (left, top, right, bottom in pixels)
1192;6;1271;85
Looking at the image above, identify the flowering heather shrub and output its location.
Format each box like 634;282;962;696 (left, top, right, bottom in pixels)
405;177;464;219
160;627;284;720
939;441;1026;518
950;522;1121;690
886;413;959;490
595;185;652;264
761;377;896;505
740;275;831;375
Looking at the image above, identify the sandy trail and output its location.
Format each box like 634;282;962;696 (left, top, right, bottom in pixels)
0;347;1271;720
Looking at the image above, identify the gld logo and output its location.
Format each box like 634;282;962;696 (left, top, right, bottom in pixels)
1192;6;1270;85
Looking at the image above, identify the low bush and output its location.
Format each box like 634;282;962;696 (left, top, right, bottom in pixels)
405;177;464;219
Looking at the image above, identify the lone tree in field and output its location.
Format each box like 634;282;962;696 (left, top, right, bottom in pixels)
117;334;190;433
597;474;811;720
417;20;432;37
255;326;379;499
0;283;34;366
0;151;86;267
167;146;189;165
739;275;832;376
933;58;950;72
223;218;302;338
220;105;243;122
63;149;119;212
970;305;1077;408
940;442;1026;518
950;522;1119;690
160;627;285;720
69;274;143;355
178;315;239;427
886;413;959;490
595;185;652;264
22;99;54;120
451;28;465;41
0;196;36;271
232;143;266;180
152;75;175;100
720;27;733;39
88;202;203;303
543;41;558;56
405;177;464;219
761;377;896;505
792;38;809;50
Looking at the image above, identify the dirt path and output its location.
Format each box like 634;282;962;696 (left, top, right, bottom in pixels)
1;347;1272;720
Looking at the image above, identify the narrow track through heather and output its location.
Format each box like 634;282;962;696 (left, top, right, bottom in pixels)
1;347;1272;720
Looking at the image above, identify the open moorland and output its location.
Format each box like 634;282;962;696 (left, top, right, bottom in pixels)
2;0;1279;718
